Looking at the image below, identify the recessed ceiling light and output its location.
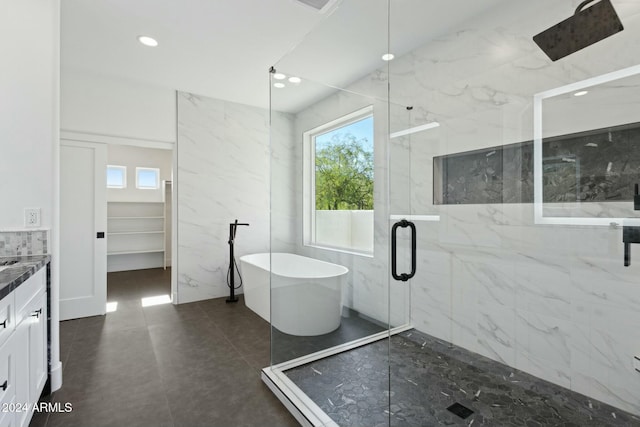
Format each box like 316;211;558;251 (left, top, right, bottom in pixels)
574;90;588;97
382;53;395;61
273;73;286;80
137;35;158;47
288;76;301;84
274;82;285;88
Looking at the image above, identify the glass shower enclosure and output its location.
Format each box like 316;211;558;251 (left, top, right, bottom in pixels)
262;0;640;425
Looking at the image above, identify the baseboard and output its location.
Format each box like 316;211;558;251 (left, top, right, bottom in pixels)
50;361;62;392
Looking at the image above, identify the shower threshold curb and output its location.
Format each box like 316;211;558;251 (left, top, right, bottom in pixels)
262;324;413;427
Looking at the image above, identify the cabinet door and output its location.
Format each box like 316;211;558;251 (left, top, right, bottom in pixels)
28;295;47;405
12;322;28;427
0;336;15;408
0;398;16;427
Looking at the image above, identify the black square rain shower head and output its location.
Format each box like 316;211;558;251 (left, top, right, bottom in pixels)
533;0;624;61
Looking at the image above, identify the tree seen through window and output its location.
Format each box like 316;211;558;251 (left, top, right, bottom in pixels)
314;116;374;210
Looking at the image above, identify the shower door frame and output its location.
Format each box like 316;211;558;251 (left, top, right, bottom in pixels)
261;322;412;427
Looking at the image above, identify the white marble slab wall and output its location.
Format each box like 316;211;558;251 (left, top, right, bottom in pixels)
176;92;294;303
271;111;299;255
286;0;640;416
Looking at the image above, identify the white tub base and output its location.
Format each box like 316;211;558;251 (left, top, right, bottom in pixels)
239;253;348;336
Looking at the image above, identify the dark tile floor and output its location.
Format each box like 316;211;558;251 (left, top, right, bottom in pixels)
272;308;386;364
286;329;640;427
30;268;298;427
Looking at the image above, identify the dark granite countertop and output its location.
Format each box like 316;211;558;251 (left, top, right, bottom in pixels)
0;255;50;301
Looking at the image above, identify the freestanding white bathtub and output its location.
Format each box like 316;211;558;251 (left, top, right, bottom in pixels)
239;253;349;336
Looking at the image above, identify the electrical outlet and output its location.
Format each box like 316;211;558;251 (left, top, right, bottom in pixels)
634;356;640;374
24;208;41;227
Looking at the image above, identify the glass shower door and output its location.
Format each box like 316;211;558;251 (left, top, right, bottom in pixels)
264;0;640;424
265;2;402;426
387;97;443;426
386;0;640;425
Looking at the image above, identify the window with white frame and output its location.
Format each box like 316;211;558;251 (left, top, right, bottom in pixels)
303;106;374;255
136;167;160;190
106;165;126;189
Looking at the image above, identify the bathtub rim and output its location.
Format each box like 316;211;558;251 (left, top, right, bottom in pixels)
239;252;349;280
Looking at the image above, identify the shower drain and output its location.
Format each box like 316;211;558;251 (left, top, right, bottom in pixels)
447;402;474;419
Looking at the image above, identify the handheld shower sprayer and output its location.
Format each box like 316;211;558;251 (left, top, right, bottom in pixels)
226;219;249;303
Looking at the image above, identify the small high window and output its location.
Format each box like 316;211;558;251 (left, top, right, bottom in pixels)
106;165;126;189
136;167;160;190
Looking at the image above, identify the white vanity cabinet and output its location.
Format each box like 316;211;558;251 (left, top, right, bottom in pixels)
0;267;47;427
0;287;16;427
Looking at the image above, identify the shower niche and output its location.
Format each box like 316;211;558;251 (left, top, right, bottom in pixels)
433;121;640;205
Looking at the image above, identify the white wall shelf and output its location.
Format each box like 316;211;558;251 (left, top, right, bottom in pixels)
108;231;164;235
106;200;169;271
107;249;165;256
107;216;164;219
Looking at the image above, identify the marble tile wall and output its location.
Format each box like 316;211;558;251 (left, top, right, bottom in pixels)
176;92;294;303
282;0;640;416
0;230;49;256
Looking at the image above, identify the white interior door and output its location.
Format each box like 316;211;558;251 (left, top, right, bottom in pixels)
60;140;107;320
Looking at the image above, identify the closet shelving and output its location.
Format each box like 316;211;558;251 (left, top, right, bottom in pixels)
107;201;167;268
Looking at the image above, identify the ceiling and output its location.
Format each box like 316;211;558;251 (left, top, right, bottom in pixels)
61;0;329;111
61;0;515;113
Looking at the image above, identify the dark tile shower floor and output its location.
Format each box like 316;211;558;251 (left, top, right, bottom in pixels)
285;329;640;427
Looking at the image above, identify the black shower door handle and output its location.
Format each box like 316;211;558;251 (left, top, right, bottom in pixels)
391;219;416;282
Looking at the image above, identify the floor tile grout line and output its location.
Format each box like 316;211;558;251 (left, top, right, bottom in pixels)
213;321;265;373
128;272;178;427
200;304;269;374
143;323;178;427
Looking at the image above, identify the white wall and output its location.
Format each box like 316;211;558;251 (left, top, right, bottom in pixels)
61;69;176;144
176;92;282;303
0;0;59;229
0;0;62;391
107;145;172;202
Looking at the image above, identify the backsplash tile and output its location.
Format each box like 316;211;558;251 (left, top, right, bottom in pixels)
0;230;49;256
